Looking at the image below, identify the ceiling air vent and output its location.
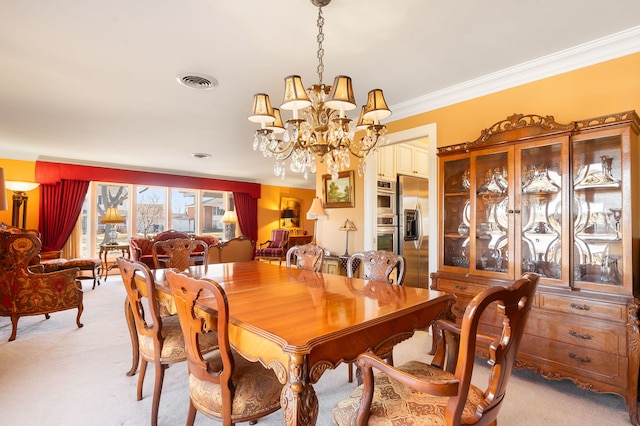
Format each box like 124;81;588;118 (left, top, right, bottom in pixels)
177;73;218;90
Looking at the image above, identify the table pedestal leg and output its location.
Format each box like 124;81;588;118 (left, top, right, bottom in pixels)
280;353;318;426
124;297;139;377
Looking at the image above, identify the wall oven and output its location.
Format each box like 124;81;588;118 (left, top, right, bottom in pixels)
377;225;398;253
377;214;398;253
376;179;396;215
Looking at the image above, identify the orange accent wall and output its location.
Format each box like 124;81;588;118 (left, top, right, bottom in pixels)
388;53;640;148
257;185;316;246
0;159;39;229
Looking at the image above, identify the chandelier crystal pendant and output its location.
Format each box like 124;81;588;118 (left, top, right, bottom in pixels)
248;0;391;181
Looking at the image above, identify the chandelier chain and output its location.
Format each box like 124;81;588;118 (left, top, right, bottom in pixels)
316;6;325;85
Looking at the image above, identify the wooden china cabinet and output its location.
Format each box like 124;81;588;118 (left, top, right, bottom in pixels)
431;111;640;424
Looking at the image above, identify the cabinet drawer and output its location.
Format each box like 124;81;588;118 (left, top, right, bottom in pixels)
479;308;626;355
525;313;626;356
539;293;626;322
436;279;486;297
518;334;628;388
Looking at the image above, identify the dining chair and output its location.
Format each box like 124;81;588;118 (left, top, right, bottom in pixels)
333;272;540;426
345;250;406;382
152;238;208;272
117;257;218;426
165;269;282;425
285;243;325;272
347;250;406;285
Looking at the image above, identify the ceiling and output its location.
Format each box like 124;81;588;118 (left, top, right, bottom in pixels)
1;1;639;189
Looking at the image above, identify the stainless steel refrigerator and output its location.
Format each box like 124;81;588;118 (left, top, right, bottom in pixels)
398;175;429;288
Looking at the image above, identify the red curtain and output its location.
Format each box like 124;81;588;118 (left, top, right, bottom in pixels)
38;179;90;252
233;192;258;245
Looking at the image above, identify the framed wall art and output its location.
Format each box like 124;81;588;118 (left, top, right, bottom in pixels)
322;170;355;208
280;197;301;228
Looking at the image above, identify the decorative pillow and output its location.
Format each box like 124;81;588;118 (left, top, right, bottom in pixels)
268;240;284;249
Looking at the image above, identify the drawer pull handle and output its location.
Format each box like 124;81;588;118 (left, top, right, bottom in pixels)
568;353;592;363
569;303;591;311
568;330;593;340
454;285;467;291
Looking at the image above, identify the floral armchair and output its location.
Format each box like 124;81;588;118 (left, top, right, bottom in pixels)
0;232;84;341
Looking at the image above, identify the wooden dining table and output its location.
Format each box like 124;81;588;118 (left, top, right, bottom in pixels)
125;261;454;426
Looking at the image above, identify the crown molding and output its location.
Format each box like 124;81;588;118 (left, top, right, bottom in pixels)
391;26;640;121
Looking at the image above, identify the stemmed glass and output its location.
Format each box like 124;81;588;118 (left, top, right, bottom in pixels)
609;208;622;239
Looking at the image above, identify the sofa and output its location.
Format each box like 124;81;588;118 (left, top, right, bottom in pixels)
129;230;219;269
207;235;255;264
0;231;84;341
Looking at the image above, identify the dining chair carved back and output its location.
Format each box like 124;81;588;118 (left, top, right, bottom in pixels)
117;257;218;426
152;238;208;272
165;270;282;425
347;250;406;285
333;272;540;426
285;243;325;272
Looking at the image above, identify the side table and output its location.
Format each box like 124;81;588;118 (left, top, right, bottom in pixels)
99;243;130;281
323;255;360;277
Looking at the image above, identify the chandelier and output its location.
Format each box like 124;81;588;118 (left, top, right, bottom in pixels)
248;0;392;180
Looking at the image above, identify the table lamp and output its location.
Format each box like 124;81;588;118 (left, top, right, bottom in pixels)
306;197;327;245
221;210;238;240
339;219;357;256
101;206;125;244
5;180;40;229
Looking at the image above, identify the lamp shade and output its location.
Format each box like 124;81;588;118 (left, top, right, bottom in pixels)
362;89;392;122
5;181;40;193
280;75;312;111
101;207;124;224
356;105;375;130
265;108;286;134
248;93;276;124
306;197;327;220
339;219;356;232
221;210;238;224
281;209;296;219
0;168;7;211
325;75;357;112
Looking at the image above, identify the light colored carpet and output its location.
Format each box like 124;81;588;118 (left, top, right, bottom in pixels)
0;276;633;425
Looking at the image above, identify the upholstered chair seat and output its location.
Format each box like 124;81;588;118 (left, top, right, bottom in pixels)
188;351;282;421
333;360;493;426
137;314;217;361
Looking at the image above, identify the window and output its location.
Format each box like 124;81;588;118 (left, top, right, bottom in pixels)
171;188;196;233
136;186;166;238
79;182;233;258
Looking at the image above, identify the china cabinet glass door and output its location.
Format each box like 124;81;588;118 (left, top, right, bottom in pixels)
572;129;626;292
441;155;470;269
471;149;512;276
517;138;568;284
